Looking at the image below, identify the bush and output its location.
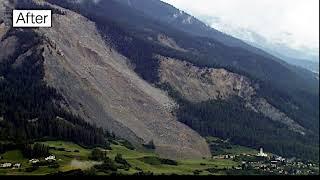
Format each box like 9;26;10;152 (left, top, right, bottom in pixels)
140;156;161;165
57;147;66;151
49;162;60;169
115;154;131;169
121;140;135;150
89;148;107;161
94;157;118;173
206;168;219;174
160;158;178;166
84;168;97;176
49;169;86;176
193;170;202;175
139;156;178;166
133;171;154;176
135;167;143;171
25;166;39;172
104;142;112;150
34;160;53;167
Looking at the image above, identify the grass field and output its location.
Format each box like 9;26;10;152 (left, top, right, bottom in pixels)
206;136;260;156
0;140;243;175
109;143;240;175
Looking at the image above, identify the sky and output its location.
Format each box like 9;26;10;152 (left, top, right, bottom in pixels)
162;0;319;54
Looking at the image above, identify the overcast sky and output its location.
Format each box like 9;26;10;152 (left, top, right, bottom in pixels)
162;0;319;52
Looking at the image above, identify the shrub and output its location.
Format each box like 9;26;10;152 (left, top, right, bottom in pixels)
139;156;177;166
193;170;202;175
89;148;107;161
139;156;161;165
94;157;118;173
121;140;135;150
115;154;131;169
133;171;154;176
50;169;86;176
25;166;39;172
49;162;60;169
57;147;66;151
160;158;178;166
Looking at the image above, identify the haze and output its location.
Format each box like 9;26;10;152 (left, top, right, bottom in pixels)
162;0;319;58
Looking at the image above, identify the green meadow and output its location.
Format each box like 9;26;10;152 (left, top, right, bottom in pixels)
0;139;251;175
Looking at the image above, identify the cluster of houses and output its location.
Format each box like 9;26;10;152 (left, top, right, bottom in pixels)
212;147;319;175
0;155;56;169
213;148;269;160
241;158;317;175
0;163;21;169
29;155;56;164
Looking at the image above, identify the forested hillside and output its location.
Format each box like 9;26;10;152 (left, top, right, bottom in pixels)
0;0;318;162
46;0;319;161
0;28;109;147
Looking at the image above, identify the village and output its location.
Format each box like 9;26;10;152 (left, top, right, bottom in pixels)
0;144;319;175
212;148;319;175
0;155;57;170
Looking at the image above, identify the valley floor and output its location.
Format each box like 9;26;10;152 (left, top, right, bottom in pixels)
0;140;318;176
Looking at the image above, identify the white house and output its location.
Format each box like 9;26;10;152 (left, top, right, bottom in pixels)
276;156;285;162
13;163;21;169
29;159;40;164
45;155;56;161
1;163;12;168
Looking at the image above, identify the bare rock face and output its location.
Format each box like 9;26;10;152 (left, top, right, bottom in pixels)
0;1;9;39
0;0;5;22
157;34;187;52
158;56;306;135
252;98;306;135
158;55;256;102
0;21;7;38
36;4;210;159
0;1;15;63
0;0;13;27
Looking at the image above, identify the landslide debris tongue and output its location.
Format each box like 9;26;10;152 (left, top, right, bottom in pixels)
37;3;211;159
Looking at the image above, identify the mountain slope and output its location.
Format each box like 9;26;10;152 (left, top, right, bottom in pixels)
157;56;306;135
0;0;210;159
156;56;318;160
114;0;254;48
114;0;297;62
48;0;318;160
0;24;107;147
113;0;319;94
62;0;319;129
40;5;210;159
0;0;318;161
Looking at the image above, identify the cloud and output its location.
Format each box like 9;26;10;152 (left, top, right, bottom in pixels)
162;0;319;51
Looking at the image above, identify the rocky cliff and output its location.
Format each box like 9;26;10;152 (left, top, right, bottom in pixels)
34;2;210;159
158;56;306;135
